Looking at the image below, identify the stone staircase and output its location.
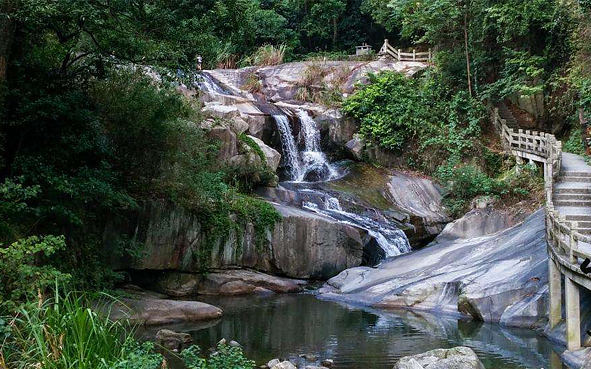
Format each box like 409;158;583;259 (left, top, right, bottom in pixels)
554;153;591;236
497;102;519;129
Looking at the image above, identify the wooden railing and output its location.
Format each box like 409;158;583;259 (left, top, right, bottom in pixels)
492;105;591;266
378;39;432;62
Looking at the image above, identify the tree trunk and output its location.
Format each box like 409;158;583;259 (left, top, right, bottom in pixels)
333;17;337;49
0;0;15;85
464;11;472;98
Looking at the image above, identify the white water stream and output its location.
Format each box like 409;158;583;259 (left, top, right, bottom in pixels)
303;196;411;258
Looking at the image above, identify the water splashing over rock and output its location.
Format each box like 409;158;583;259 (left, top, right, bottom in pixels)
297;110;339;182
303;194;411;258
273;114;303;181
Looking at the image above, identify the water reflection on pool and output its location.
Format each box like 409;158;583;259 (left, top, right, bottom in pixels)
145;294;567;369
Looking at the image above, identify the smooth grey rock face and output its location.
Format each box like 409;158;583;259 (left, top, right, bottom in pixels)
270;361;297;369
435;207;531;241
248;135;281;172
206;126;238;160
394;347;485;369
320;210;549;327
104;200;372;280
386;171;450;244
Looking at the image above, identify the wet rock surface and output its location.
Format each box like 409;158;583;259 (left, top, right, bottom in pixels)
394;347;485;369
319;210;549;327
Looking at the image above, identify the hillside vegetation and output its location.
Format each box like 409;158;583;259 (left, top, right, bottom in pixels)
1;0;591;366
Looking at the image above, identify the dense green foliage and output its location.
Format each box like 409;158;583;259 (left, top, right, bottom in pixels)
343;71;484;163
0;0;290;313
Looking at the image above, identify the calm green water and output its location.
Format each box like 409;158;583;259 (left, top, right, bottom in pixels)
148;294;567;369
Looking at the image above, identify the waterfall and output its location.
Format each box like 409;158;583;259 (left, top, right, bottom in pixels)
273;114;303;181
296;110;339;182
196;72;228;95
303;195;411;258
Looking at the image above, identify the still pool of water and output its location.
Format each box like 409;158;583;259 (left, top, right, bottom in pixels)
145;294;567;369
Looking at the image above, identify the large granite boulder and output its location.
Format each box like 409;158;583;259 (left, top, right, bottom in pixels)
103;200;374;280
206;126;238;160
434;206;531;241
394;347;485;369
99;288;223;325
248;135;281;172
151;269;306;296
207;60;427;103
320;210;548;328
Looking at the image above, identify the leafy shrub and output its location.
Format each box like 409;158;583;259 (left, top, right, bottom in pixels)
563;127;587;156
436;162;543;217
0;236;69;313
182;343;256;369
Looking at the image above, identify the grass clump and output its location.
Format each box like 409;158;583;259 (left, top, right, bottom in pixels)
1;287;162;369
242;44;286;66
1;285;259;369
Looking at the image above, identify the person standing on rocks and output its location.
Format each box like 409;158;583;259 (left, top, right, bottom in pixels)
196;55;203;70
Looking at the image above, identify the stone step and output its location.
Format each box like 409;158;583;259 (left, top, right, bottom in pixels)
560;176;591;183
561;171;591;178
577;222;591;228
554;187;591;195
565;214;591;222
554;200;591;207
554;194;591;201
577;229;591;235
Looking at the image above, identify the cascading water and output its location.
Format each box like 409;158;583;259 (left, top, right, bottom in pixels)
194;75;411;260
273;114;303;181
303;194;411;258
196;72;228;95
297;110;339;182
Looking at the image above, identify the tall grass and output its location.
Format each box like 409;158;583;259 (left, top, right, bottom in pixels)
0;287;163;369
242;44;286;66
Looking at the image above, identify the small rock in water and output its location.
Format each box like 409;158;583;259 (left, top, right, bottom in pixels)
155;329;192;351
321;359;334;367
271;361;297;369
393;347;485;369
299;354;317;361
229;340;241;347
267;359;281;368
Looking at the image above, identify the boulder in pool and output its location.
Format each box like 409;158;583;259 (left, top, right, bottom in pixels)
99;288;223;325
394;347;485;369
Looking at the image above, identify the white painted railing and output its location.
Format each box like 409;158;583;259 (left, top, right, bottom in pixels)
378;39;432;62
